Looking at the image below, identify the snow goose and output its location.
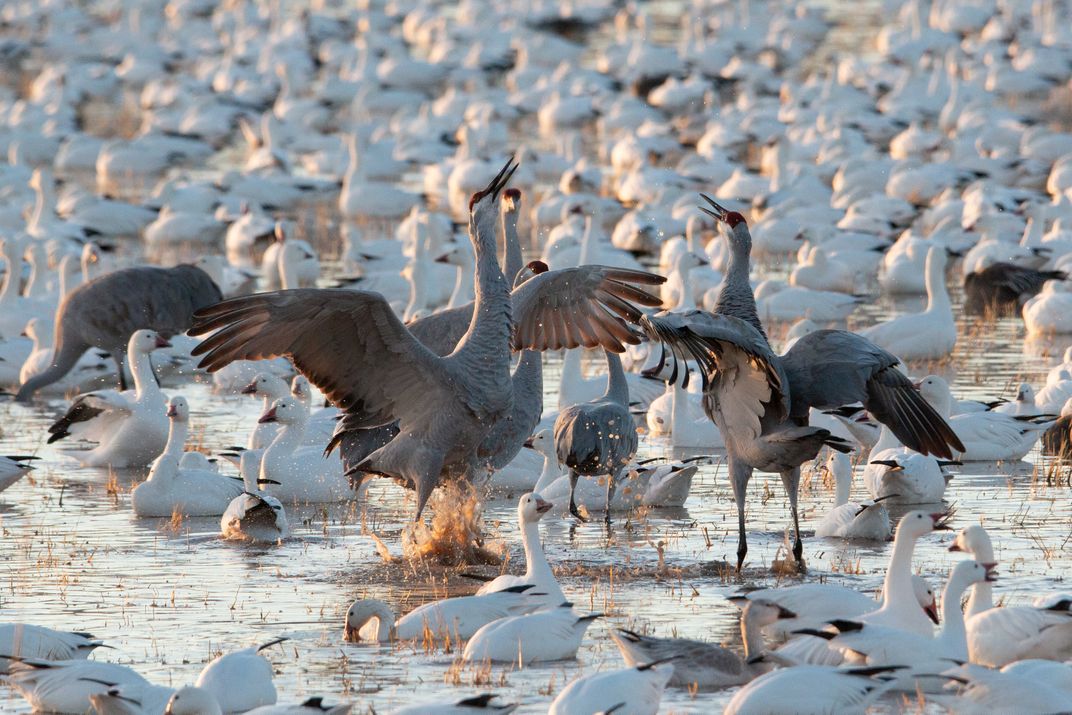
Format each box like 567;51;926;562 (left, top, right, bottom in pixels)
863;441;955;505
611;598;795;689
3;658;154;714
948;525;996;617
918;375;1051;461
144;205;226;247
750;281;861;322
795;560;995;693
992;383;1047;418
343;585;541;644
790;245;858;294
191;161;665;521
548;660;674;715
473;493;564;606
258;398;352;504
88;681;177;715
392;693;517;715
220;451;288;544
724;664;903;715
225;204;276;268
461;603;601;663
242;373;323;450
0;455;37;494
665;375;724;448
263;224;320;290
163;686;224;715
45;330;170;468
15;264;222;400
0;239;49;339
860;246;956;361
938;662;1072;714
132;396;244;517
338;134;419;220
241;698;352;714
0;626;104;672
556;347;663;414
1023;280;1072;335
966;594;1072;667
814;451;892;540
194;638;283;713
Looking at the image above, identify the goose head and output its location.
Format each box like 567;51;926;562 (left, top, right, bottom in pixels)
523;428;555;458
290;375;313;407
898;509;951;540
912;574;940;625
22;317;51;345
129;329;171;355
949;560;998;594
739;597;797;628
915;374;952;417
241;372;289;399
166;395;189;422
1014;383;1035;403
949;523;993;560
343;598;396;643
164;686;222;715
518;492;553;524
258;396;305;425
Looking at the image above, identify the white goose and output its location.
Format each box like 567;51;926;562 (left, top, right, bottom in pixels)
0;625;104;672
611;597;795;689
461;603;601;663
194;638;283;713
45;330;170;468
795;560;995;693
918;375;1050;461
474;492;565;606
860;246;956;361
258;398;353;504
392;693;518;715
548;661;675;715
863;436;954;505
3;658;155;714
724;664;901;715
814;451;892;540
220;451;288;543
343;585;541;644
242;373;331;450
0;455;36;494
131;396;244;517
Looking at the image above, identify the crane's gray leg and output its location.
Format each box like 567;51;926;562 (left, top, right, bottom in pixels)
567;469;587;522
604;467;623;524
780;468;805;570
729;458;752;572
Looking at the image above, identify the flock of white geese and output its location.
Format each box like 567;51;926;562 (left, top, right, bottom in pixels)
2;0;1072;712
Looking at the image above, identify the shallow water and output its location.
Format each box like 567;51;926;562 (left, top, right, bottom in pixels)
3;2;1072;714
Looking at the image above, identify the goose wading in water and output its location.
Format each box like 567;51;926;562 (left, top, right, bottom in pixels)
45;330;172;468
641;195;963;571
188;159;665;522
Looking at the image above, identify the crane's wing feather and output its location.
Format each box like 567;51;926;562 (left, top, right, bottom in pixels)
781;330;964;458
190;290;457;430
640;310;787;441
511;266;664;353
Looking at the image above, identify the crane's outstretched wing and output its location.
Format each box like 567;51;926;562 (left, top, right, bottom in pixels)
511;266;665;353
780;329;964;459
190;290;457;431
640;310;787;441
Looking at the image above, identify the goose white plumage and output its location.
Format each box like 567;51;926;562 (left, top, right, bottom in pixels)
461;603;601;664
391;693;518;715
45;330;170;468
257;397;352;503
131;396;244;517
3;658;153;714
473;493;565;606
193;638;283;713
548;661;675;715
343;585;542;644
724;664;902;715
220;451;288;543
0;625;104;673
0;455;37;494
814;451;892;540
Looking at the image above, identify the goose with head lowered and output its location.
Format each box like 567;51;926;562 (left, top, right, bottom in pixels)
461;602;601;664
343;584;543;645
220;450;288;544
641;196;963;571
44;329;171;468
814;450;893;540
189;160;665;522
548;660;675;715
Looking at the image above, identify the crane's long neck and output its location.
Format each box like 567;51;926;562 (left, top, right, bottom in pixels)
502;210;523;284
510;350;543;419
714;232;765;338
602;350;630;406
452;206;511;369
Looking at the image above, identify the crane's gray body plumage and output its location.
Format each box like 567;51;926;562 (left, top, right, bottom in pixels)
16;264;221;400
